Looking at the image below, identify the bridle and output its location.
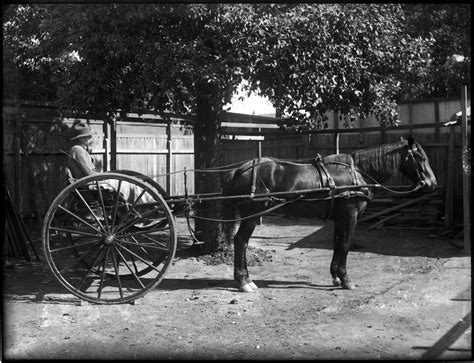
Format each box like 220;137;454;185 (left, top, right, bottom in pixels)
404;146;426;190
342;145;426;195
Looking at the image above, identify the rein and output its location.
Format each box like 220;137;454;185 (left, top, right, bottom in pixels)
353;147;426;194
355;168;425;195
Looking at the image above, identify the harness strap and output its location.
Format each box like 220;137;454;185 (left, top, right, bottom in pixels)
311;154;337;219
250;158;259;198
324;159;359;186
351;162;359;186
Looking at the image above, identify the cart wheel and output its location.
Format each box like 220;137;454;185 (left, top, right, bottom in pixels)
42;172;176;304
113;169;172;229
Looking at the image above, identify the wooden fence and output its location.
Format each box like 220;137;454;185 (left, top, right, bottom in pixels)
3;100;194;217
3;97;470;220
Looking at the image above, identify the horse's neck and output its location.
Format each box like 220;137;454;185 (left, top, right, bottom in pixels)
352;141;406;183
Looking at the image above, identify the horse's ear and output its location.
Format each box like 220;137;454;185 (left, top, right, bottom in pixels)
408;135;416;149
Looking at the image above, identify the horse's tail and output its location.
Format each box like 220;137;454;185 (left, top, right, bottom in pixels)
220;169;238;243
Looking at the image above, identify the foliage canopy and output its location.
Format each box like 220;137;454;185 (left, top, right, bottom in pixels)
3;3;469;129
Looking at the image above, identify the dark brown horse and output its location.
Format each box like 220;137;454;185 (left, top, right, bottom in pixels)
221;136;437;292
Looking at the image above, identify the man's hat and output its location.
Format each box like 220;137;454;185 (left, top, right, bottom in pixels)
70;121;93;140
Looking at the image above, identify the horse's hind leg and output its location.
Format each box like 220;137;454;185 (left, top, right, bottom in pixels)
330;242;342;287
331;207;358;290
233;213;258;292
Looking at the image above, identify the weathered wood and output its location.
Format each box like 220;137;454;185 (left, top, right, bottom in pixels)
358;191;440;223
444;125;455;226
460;86;470;254
5;187;37;262
14;100;21;208
166;119;172;195
369;213;404;230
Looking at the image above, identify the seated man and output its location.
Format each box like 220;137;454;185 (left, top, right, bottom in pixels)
68;120;97;179
67;120;154;205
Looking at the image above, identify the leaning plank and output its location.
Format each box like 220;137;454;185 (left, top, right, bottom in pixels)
359;191;440;223
369;212;404;230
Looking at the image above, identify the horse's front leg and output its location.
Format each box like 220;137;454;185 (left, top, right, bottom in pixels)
233;216;258;292
332;205;359;290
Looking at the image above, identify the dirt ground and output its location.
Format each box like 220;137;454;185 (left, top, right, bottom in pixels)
3;215;472;360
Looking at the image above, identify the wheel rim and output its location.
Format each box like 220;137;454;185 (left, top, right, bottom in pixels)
42;173;176;304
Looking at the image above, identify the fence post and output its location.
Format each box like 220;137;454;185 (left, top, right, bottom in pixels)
460;86;470;254
102;120;109;172
434;100;440;143
14;99;22;214
444;125;455;226
166;119;173;195
110;117;117;171
257;127;263;225
408;101;414;134
380;127;387;144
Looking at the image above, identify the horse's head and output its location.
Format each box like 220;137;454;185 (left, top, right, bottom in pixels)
400;135;437;192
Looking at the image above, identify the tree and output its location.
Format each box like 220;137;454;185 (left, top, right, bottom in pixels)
237;4;433;129
3;4;61;101
4;4;438;252
401;3;471;99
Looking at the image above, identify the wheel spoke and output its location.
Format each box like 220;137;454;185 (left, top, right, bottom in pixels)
95;180;110;234
49;236;102;253
113;205;165;234
115;243;164;274
57;205;103;234
116;238;169;251
72;189;107;232
116;236;157;260
97;247;110;298
140;233;170;251
113;246;146;288
110;179;123;228
55;240;103;275
50;226;101;238
119;222;170;238
110;247;124;299
129;235;162;259
113;189;148;232
76;245;107;290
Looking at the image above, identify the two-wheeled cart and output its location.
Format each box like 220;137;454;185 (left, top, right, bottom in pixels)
42;167;378;305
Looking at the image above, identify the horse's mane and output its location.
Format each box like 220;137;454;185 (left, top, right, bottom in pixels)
352;139;408;179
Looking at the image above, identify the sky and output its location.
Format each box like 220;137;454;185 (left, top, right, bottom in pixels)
226;91;276;116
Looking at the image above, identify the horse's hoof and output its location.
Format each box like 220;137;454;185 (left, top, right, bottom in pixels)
248;281;258;291
342;280;356;290
332;277;342;286
238;283;255;292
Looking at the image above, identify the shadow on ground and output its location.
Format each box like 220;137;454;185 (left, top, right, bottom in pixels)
255;214;465;259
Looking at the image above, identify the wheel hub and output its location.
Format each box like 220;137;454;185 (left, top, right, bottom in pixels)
104;235;115;245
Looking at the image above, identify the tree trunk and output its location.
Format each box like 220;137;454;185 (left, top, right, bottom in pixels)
193;95;229;253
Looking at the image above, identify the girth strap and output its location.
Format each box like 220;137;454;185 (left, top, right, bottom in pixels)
311;154;336;190
311;154;337;219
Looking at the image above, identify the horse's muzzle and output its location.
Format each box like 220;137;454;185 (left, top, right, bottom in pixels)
421;178;437;192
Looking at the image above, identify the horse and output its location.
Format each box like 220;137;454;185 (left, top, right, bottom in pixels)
221;135;437;292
